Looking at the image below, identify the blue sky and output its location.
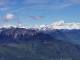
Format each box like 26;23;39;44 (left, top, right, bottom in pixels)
0;0;80;26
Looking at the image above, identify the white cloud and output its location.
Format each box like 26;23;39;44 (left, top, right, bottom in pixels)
5;13;14;20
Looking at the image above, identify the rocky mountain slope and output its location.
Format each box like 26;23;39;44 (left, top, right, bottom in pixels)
0;27;80;60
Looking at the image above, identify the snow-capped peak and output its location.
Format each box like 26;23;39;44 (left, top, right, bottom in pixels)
36;20;80;30
0;24;30;29
50;21;80;29
0;21;80;30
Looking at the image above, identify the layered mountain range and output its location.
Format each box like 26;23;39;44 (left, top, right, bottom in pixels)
0;25;80;60
0;27;80;44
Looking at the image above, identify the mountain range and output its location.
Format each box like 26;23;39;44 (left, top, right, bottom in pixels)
1;21;80;29
0;27;80;60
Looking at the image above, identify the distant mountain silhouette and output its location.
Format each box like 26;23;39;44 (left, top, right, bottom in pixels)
0;28;80;60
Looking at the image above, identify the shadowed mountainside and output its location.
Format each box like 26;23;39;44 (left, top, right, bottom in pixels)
0;28;80;60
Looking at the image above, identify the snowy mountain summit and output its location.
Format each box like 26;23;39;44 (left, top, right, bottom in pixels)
49;21;80;29
0;21;80;30
34;21;80;30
